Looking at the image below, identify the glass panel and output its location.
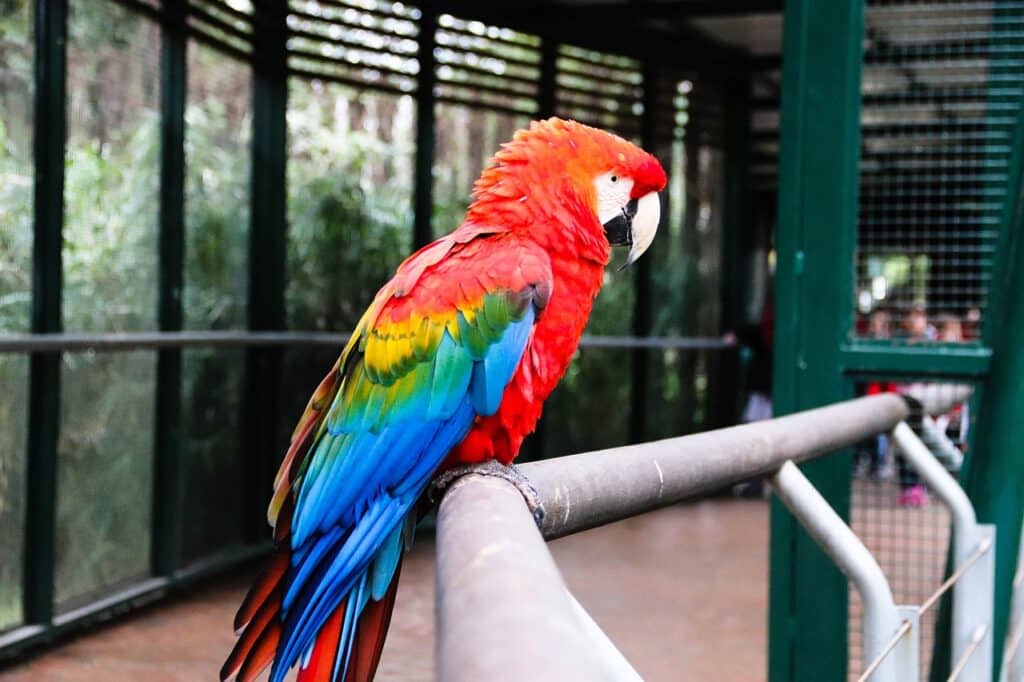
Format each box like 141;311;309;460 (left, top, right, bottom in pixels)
543;348;632;455
0;356;29;629
0;0;33;631
0;0;34;334
180;348;246;561
63;0;160;333
279;346;339;456
433;103;529;238
179;40;251;563
643;348;718;442
56;351;155;608
286;81;414;333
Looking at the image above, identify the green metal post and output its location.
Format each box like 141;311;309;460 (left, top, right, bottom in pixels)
629;62;659;444
244;0;288;543
931;103;1024;682
768;1;864;680
678;109;701;433
152;0;186;577
23;0;66;626
717;66;752;428
413;3;436;248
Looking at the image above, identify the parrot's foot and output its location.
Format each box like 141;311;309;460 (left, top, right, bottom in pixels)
430;461;545;527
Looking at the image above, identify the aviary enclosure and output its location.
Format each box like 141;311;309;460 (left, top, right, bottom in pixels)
1;1;1023;681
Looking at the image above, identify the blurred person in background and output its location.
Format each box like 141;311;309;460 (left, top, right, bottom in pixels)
901;303;937;341
855;308;896;480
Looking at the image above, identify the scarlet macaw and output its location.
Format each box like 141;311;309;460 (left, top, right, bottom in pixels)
221;118;666;682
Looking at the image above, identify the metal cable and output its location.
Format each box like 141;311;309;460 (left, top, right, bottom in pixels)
920;535;993;616
947;624;988;681
1003;617;1024;670
857;535;992;681
857;620;913;682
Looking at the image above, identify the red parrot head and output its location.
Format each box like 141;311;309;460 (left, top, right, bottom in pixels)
468;117;668;266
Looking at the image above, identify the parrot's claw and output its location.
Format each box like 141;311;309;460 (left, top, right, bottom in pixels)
430;461;545;527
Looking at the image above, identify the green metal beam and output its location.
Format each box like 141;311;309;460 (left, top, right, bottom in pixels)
768;1;865;680
152;0;187;578
413;3;436;248
23;0;67;627
840;342;993;379
244;0;288;544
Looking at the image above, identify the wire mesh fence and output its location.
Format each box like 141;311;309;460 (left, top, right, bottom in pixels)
848;381;976;680
854;0;1024;340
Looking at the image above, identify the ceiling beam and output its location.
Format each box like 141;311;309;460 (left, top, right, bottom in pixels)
435;0;783;22
433;0;751;67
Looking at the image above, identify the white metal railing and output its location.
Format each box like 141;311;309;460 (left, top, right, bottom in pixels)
774;421;996;682
433;391;1000;681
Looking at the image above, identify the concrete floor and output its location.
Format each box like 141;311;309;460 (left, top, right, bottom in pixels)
2;498;769;681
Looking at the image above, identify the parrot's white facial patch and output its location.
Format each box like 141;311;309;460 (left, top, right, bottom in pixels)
625;192;660;266
594;171;634;225
594;171;661;267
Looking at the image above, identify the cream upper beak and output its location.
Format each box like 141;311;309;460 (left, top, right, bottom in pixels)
624;191;661;267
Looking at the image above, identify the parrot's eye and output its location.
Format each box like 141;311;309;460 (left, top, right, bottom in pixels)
610;175;619;183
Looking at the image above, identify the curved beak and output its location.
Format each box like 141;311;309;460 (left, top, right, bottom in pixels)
602;191;661;268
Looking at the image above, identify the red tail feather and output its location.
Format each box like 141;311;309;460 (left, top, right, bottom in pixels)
222;582;284;680
292;560;403;682
297;597;347;682
347;562;403;682
237;618;282;682
222;548;289;682
234;550;289;632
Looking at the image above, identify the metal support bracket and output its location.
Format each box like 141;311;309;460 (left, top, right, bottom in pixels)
892;421;995;681
771;461;916;681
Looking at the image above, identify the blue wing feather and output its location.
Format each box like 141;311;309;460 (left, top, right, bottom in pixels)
272;297;540;682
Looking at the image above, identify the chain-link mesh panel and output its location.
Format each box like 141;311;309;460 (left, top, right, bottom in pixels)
848;381;976;680
854;0;1024;340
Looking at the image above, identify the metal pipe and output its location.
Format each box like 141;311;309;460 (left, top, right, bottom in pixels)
771;461;906;681
0;331;735;353
892;422;977;542
522;393;911;540
435;475;610;682
892;421;995;681
565;591;642;681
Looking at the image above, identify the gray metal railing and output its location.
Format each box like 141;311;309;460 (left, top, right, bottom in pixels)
434;389;997;681
0;331;735;353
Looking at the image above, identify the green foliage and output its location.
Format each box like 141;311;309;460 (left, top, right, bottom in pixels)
0;0;31;629
178;42;251;562
286;83;413;332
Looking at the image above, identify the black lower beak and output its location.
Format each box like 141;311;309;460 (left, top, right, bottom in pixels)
603;198;639;246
